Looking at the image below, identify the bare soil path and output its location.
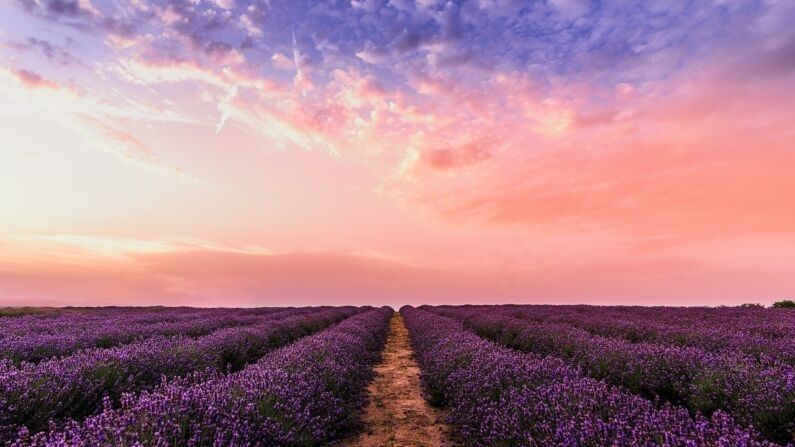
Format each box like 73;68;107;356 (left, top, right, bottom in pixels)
341;313;452;447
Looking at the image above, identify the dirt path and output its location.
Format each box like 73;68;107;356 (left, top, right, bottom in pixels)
341;313;451;447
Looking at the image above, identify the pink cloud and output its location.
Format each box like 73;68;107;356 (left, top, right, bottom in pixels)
271;52;294;71
10;68;63;90
422;144;490;170
410;140;492;173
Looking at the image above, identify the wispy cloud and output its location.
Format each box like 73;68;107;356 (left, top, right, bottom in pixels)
0;65;200;181
8;67;68;90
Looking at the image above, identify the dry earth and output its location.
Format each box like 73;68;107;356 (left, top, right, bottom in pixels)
341;313;452;447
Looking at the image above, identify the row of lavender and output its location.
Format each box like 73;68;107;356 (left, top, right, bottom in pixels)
425;305;795;444
0;307;286;363
0;307;233;339
402;306;781;446
555;305;795;335
495;305;795;364
0;306;362;442
14;307;392;446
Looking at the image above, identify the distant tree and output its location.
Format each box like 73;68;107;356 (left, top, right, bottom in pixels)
772;300;795;308
740;303;763;308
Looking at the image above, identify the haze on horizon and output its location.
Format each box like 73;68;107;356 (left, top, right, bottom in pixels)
1;0;794;308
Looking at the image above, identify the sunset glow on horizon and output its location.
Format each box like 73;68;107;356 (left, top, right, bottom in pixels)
1;0;794;307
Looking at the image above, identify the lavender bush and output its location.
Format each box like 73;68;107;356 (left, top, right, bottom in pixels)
427;305;795;444
0;307;288;364
15;307;392;447
0;306;360;441
494;304;795;364
403;306;782;447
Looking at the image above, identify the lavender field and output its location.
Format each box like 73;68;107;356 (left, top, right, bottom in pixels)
5;0;794;444
0;305;793;446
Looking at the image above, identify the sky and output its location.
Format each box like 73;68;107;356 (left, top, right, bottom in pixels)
0;0;794;308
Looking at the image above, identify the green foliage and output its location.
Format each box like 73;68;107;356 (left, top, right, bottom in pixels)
688;371;730;417
772;300;795;308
